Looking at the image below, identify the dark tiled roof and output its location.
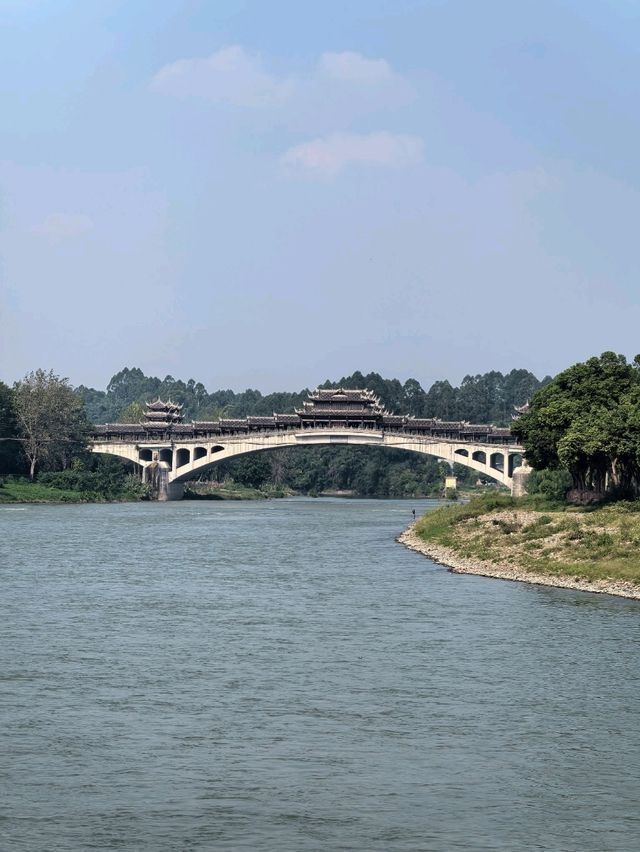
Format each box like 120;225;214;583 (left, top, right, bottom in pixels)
146;398;183;411
298;406;381;416
409;418;437;428
247;416;276;426
310;388;376;401
94;424;146;434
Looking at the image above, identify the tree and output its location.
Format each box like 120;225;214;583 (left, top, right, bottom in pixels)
424;380;457;419
119;401;145;423
403;378;426;416
0;381;23;474
13;369;90;480
512;352;640;498
229;454;271;487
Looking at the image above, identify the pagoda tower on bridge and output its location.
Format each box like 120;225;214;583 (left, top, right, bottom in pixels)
296;388;392;429
143;399;184;428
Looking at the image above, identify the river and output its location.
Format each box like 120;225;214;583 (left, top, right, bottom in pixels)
2;498;640;851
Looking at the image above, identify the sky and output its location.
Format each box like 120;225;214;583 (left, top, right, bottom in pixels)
1;0;640;393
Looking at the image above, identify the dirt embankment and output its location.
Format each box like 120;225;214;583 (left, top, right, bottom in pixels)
398;509;640;600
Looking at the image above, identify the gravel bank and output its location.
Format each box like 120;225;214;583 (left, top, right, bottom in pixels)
398;524;640;601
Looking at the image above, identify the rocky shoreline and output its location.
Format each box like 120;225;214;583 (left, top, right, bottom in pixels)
398;524;640;601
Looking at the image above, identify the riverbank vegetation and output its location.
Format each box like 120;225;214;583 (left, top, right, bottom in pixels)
184;482;294;500
402;351;640;594
0;457;150;503
514;352;640;502
413;493;640;586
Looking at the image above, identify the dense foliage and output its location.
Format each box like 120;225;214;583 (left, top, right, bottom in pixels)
208;448;479;498
0;382;24;474
37;457;150;501
13;370;90;480
513;352;640;498
77;366;545;426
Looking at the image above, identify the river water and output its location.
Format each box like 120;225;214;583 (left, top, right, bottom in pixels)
1;498;640;851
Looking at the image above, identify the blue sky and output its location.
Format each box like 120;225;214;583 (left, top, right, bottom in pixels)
2;0;640;391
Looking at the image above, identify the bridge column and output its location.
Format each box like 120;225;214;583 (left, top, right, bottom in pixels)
511;459;532;497
162;482;184;501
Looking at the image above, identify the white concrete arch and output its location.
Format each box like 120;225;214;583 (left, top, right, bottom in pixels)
92;445;142;467
167;430;516;488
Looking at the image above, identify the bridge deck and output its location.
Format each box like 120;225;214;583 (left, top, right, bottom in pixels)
92;422;520;445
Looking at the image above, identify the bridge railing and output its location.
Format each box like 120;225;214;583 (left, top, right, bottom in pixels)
91;421;521;446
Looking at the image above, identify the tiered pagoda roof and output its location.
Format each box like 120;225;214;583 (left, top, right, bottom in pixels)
512;401;530;419
143;398;184;428
296;388;388;420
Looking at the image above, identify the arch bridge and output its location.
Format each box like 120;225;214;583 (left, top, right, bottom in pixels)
90;388;526;500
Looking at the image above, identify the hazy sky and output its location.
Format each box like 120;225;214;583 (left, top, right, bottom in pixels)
2;0;640;392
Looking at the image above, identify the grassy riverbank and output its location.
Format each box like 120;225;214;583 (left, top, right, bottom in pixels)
402;494;640;597
183;482;294;500
0;480;109;503
0;478;295;503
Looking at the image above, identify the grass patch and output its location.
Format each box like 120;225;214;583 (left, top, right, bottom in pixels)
184;483;294;500
0;480;97;503
414;493;640;585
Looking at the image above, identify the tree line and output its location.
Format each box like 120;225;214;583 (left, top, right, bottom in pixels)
1;364;545;497
77;366;545;425
514;351;640;501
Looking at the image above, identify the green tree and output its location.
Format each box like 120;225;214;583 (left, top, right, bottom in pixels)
119;401;145;423
0;382;23;474
513;352;640;498
229;454;272;487
14;369;90;480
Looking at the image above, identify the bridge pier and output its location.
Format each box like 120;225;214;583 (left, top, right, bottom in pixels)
511;461;532;497
162;482;184;501
142;461;185;501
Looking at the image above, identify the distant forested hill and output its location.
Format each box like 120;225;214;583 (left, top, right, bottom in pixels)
77;366;548;427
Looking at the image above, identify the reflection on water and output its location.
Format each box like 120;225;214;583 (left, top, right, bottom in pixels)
2;498;639;851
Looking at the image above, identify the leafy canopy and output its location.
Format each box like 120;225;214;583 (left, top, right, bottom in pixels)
513;352;640;496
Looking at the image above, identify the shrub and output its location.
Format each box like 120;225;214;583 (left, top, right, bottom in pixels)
527;469;572;502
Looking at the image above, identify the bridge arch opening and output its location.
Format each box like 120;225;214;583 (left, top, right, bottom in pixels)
454;449;469;458
139;448;153;463
507;452;523;477
489;452;505;473
176;448;190;468
194;447;207;461
159;448;173;467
